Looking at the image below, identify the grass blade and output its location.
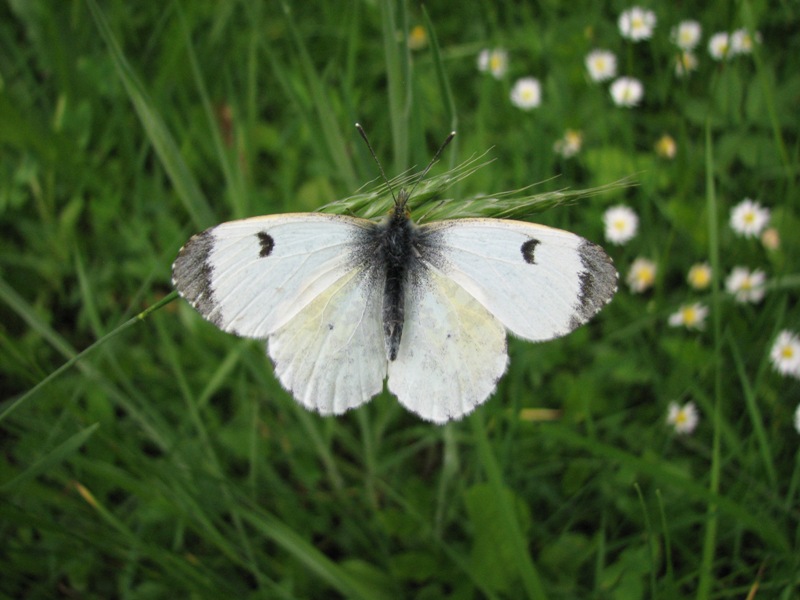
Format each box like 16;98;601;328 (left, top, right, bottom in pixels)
472;415;548;599
0;281;176;423
422;5;457;163
278;0;358;190
379;0;410;173
241;506;393;600
728;334;778;489
176;4;248;218
697;121;722;600
1;423;99;491
85;0;215;229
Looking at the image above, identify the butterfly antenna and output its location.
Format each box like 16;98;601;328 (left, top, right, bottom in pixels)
355;123;397;204
406;130;456;200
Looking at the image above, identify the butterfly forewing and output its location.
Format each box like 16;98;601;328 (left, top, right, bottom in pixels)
172;214;375;338
416;219;617;343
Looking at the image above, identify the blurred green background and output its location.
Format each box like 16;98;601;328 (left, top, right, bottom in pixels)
2;1;799;598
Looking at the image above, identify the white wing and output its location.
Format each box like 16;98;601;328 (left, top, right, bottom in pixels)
173;213;386;415
268;265;386;415
172;214;371;338
388;267;508;423
417;219;617;342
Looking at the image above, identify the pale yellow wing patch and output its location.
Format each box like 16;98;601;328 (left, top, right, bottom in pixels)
388;268;508;423
268;267;386;415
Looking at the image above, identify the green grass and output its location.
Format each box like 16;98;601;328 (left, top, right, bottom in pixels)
2;0;799;598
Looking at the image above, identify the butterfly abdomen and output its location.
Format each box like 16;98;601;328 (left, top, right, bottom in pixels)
376;199;419;361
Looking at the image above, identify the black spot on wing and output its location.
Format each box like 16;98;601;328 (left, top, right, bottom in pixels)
521;238;541;264
171;229;223;327
257;231;274;257
569;239;618;330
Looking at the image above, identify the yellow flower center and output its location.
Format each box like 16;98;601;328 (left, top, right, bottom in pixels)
636;268;655;285
675;411;688;425
681;307;697;324
781;346;795;359
689;268;710;288
408;26;427;49
656;135;676;158
743;212;755;224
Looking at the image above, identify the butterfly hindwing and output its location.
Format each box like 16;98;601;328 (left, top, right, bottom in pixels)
268;264;386;415
388;266;508;423
416;218;617;343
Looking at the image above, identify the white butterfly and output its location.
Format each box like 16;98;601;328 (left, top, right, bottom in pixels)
172;127;617;423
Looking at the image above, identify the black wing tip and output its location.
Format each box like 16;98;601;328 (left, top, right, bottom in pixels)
568;239;618;330
172;230;221;323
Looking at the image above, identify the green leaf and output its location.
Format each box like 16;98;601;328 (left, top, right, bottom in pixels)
464;482;532;593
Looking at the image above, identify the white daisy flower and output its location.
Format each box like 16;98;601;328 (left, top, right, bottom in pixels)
585;49;617;82
667;401;699;435
687;263;712;290
618;7;657;41
610;77;644;107
708;32;731;60
671;20;702;50
553;129;583;158
510;77;542;110
769;330;800;378
668;303;709;330
730;198;770;238
674;51;699;77
731;28;759;55
725;267;766;304
477;48;508;79
627;257;657;293
603;205;639;245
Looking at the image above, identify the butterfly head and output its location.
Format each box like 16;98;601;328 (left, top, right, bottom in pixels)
355;123;455;224
394;189;412;218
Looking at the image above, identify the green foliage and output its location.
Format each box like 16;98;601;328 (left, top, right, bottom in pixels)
2;0;799;598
